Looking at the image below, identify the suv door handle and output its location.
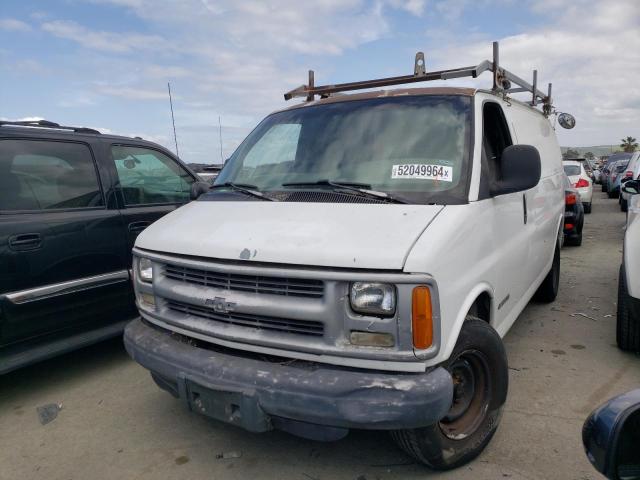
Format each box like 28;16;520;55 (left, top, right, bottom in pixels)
8;233;43;251
128;221;151;235
522;194;528;225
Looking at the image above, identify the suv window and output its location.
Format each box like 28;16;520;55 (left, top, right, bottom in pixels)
111;146;194;206
479;102;513;198
0;139;104;211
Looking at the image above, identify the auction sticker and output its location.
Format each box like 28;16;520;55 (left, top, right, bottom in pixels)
391;164;453;181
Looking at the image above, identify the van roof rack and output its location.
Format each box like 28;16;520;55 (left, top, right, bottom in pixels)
0;119;102;135
284;41;553;115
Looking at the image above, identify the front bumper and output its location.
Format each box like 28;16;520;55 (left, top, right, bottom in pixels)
124;319;453;440
564;209;582;236
576;186;592;203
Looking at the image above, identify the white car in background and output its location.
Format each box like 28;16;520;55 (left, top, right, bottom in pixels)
620;151;640;212
563;160;593;213
618;179;640;352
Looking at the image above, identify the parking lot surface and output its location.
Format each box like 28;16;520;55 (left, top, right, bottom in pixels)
1;192;639;480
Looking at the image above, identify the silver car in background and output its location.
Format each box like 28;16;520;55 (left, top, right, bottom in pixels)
620;151;640;212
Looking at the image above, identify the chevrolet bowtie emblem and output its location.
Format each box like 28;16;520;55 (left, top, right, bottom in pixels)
205;296;236;314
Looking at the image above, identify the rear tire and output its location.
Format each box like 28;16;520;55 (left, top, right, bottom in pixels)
617;265;640;352
583;202;592;214
565;231;582;247
534;242;560;301
391;318;508;470
621;197;628;212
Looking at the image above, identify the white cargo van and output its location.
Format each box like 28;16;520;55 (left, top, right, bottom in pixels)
124;44;574;470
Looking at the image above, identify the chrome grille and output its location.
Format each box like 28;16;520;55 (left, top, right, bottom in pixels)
164;264;324;298
166;300;324;337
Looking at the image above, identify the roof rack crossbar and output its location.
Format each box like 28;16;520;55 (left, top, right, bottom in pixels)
0;120;101;135
284;41;553;114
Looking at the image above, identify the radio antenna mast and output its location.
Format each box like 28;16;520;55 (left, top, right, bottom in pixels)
218;115;224;163
167;82;179;157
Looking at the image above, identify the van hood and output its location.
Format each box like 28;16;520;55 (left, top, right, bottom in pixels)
136;201;444;270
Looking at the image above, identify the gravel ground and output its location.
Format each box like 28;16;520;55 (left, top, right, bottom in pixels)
1;191;639;480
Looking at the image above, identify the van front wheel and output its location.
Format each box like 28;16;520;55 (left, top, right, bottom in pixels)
391;318;508;470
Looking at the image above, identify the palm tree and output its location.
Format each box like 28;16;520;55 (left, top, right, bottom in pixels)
620;136;639;152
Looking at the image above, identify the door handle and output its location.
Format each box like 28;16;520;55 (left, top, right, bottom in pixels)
8;233;42;251
522;194;528;225
128;221;151;235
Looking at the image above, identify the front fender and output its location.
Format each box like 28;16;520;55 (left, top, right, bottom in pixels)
439;282;495;363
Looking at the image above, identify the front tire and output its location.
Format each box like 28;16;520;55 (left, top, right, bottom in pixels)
534;241;560;301
617;265;640;352
391;318;508;470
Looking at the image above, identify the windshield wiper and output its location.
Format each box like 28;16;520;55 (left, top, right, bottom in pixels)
282;180;408;204
210;182;275;201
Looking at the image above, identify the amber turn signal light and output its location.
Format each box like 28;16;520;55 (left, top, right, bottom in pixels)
412;286;433;349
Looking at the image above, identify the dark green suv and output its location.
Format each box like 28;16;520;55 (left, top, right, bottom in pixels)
0;120;203;373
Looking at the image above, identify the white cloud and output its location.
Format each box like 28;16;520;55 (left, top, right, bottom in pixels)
427;0;640;146
41;20;171;53
0;18;32;32
26;0;640;162
95;85;170;100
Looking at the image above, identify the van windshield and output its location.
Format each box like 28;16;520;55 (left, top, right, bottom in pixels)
213;95;472;204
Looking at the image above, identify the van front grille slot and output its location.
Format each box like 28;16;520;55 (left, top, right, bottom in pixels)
166;300;324;337
164;264;324;299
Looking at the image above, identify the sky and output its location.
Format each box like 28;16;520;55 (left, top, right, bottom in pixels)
1;0;638;164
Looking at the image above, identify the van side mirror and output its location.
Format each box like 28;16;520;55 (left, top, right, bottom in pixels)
490;145;541;197
190;181;210;200
622;180;640;195
582;389;640;480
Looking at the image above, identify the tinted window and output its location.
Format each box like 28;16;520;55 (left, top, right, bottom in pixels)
563;165;581;176
216;96;472;204
0;139;103;211
111;146;194;206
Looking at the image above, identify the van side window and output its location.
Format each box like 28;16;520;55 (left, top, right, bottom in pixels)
111;146;194;206
479;103;513;199
0;139;104;211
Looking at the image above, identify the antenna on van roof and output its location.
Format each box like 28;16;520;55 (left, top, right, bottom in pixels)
284;41;554;116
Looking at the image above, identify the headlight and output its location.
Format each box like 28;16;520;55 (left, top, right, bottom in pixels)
138;257;153;283
350;282;396;316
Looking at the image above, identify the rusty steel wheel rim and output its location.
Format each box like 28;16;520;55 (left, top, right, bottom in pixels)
438;349;492;440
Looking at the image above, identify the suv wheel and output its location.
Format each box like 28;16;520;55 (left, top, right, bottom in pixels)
583;202;592;214
621;197;628;212
534;242;560;300
617;265;640;352
391;318;508;470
